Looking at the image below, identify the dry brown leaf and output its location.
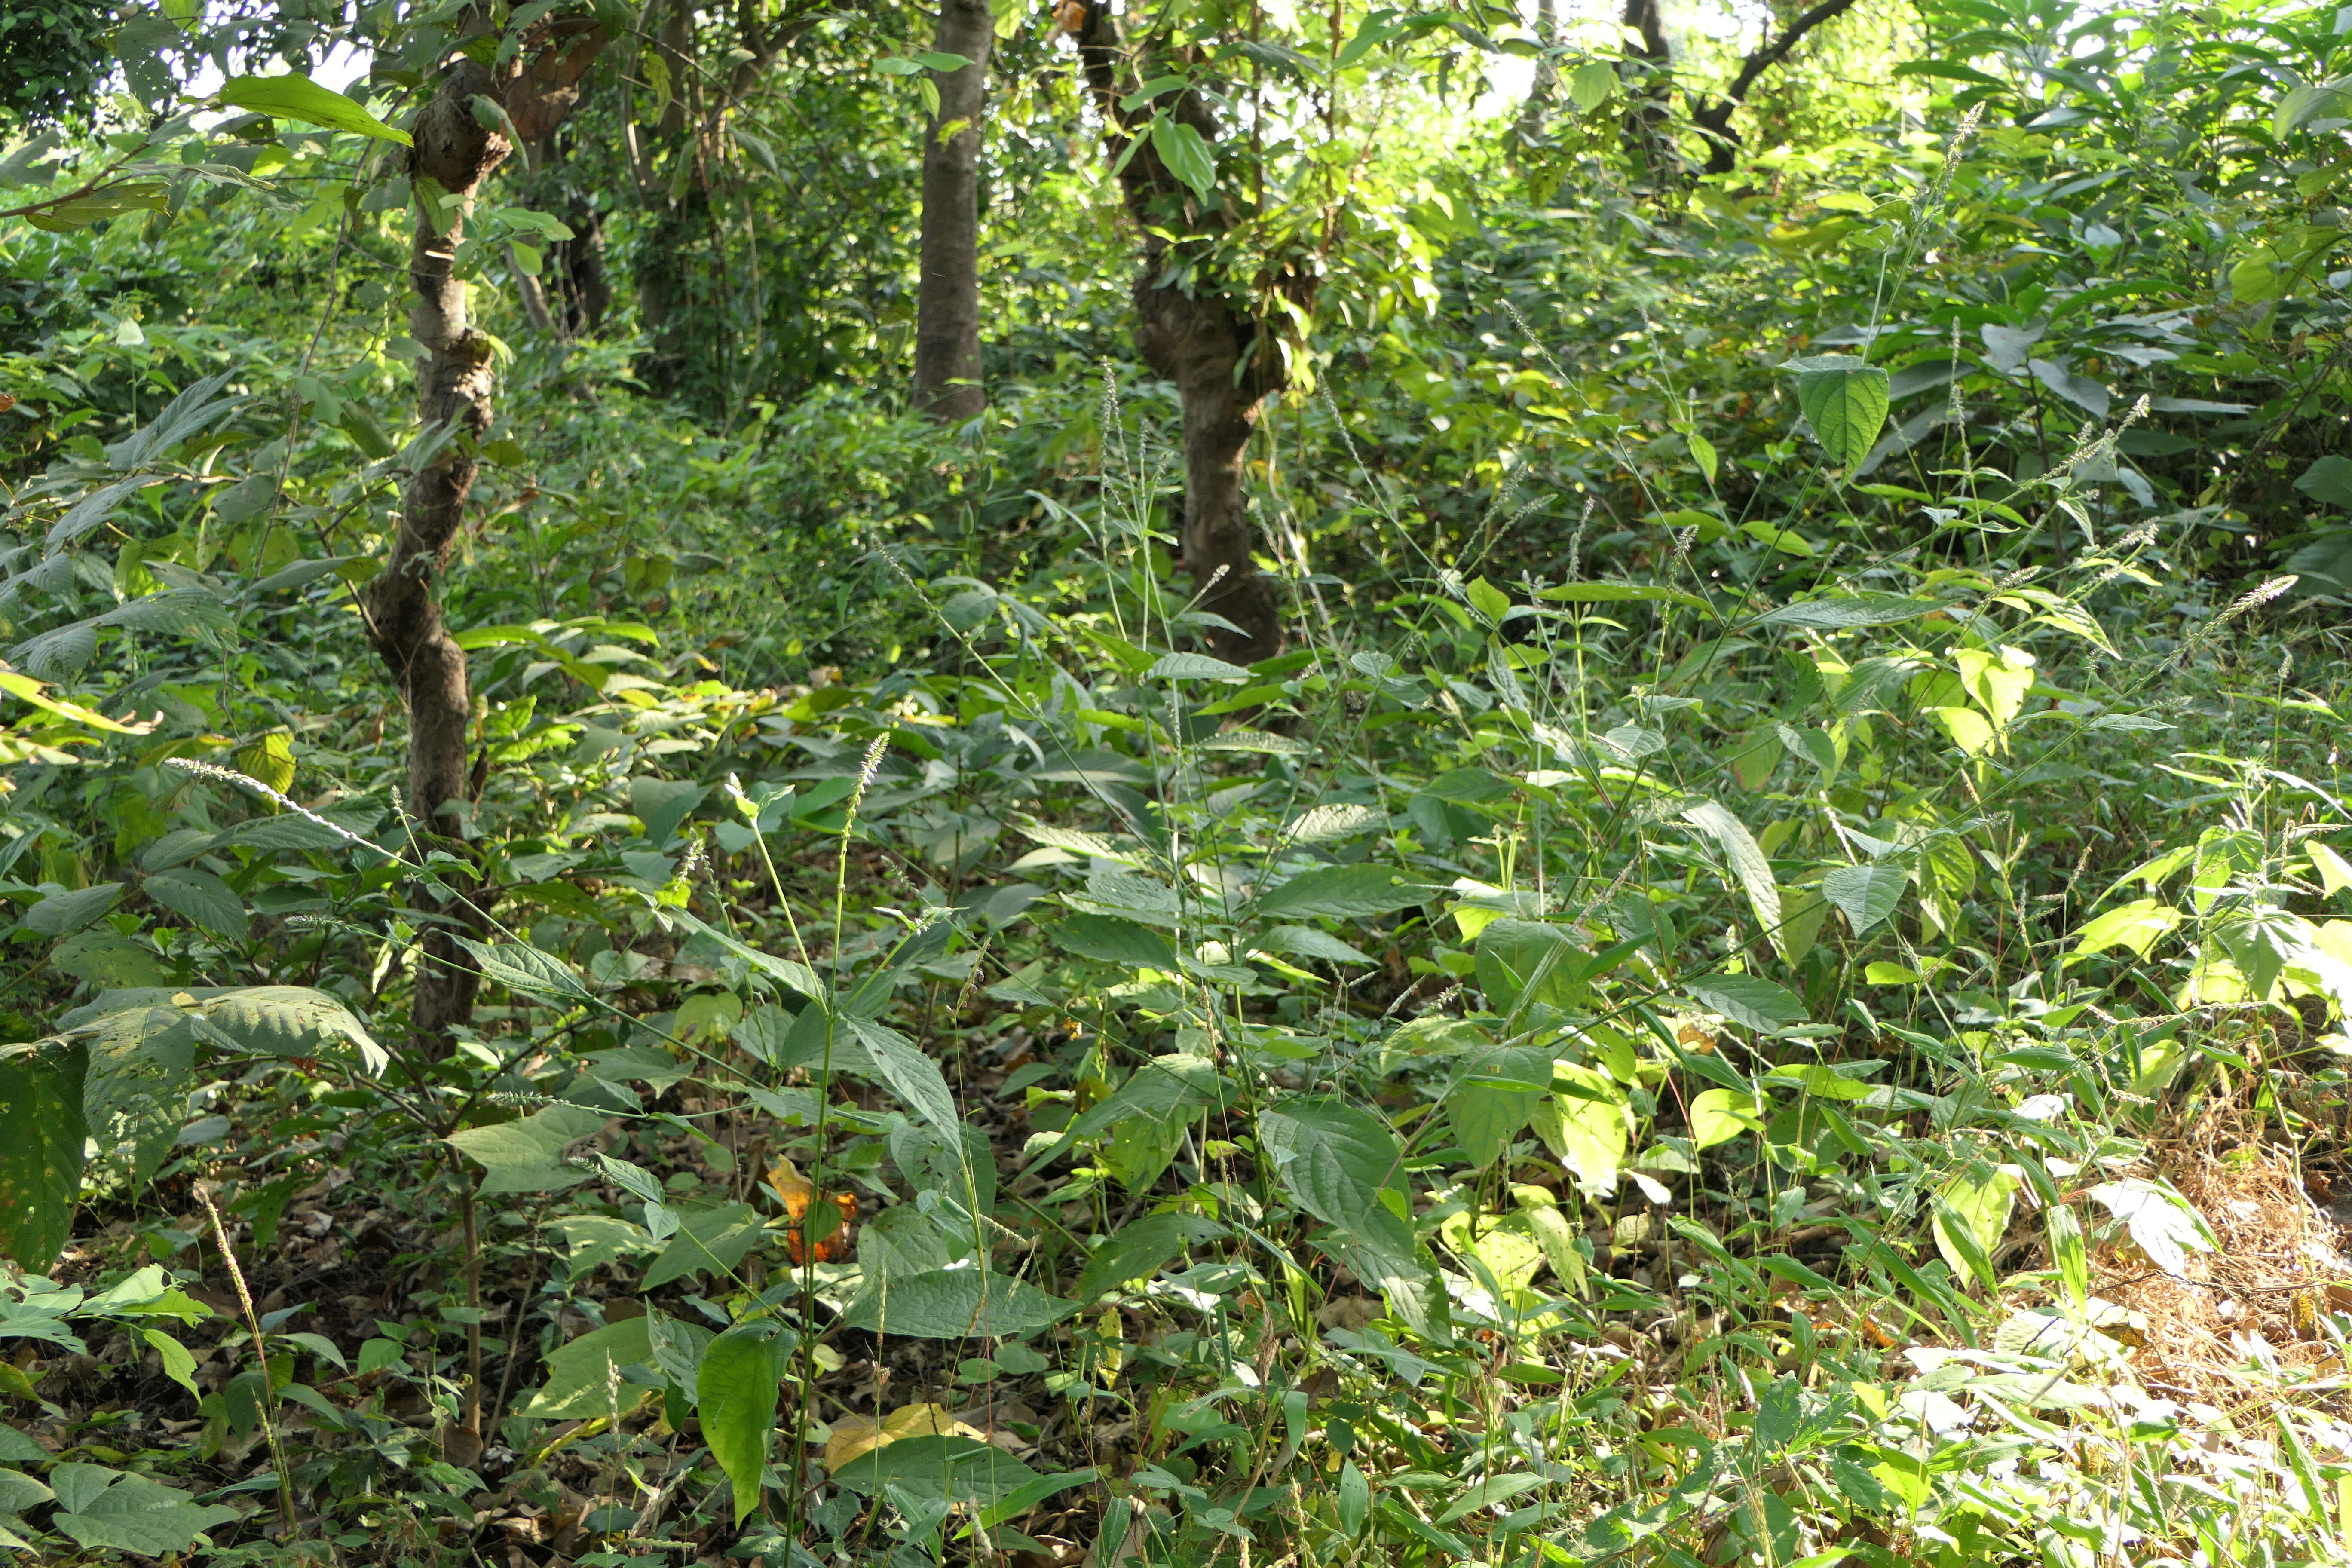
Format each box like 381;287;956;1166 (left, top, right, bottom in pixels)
822;1401;983;1470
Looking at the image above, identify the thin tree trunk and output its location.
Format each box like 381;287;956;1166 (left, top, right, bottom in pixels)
366;21;603;1050
1619;0;1681;182
1513;0;1559;152
1076;6;1302;660
913;0;992;422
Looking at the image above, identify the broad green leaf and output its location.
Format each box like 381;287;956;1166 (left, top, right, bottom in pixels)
0;1041;86;1270
1679;801;1783;955
1568;59;1615;110
2068;898;2180;962
1764;1063;1872;1100
217;72;412;144
143;1329;200;1397
641;1201;763;1289
838;1269;1078;1338
25;882;122;937
1054;913;1178;970
1927;704;1994;756
1446;1046;1552;1168
1683;974;1806;1031
831;1434;1043;1504
1821;863;1906;934
520;1316;655;1418
142;867;248;939
1258;863;1429;920
445;1102;607;1195
1932;1164;2015;1289
2309;840;2352;897
1074;1211;1225;1302
2295;456;2352;510
1785;354;1890;472
52;1472;239;1556
1150;116;1217;201
2086;1179;2217;1276
1463;576;1513;624
1529;1066;1630;1196
1688;1087;1764;1149
1752;594;1939;630
698;1322;790;1526
1256;1099;1403;1228
1259;925;1376;965
845;1017;960;1131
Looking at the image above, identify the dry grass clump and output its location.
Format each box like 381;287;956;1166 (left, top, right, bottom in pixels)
2096;1115;2352;1419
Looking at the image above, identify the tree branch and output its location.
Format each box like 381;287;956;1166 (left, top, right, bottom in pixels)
1691;0;1862;175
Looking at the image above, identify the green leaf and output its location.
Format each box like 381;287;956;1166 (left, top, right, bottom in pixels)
51;1471;240;1556
1528;1066;1631;1196
1679;801;1784;954
142;868;248;939
456;937;594;1002
1688;1087;1764;1150
2067;898;2180;962
1568;59;1615;110
698;1321;790;1526
1074;1211;1224;1302
143;1329;201;1396
837;1268;1078;1339
217;72;412;144
444;1102;607;1195
1256;1099;1403;1229
1821;864;1906;935
1752;594;1939;630
831;1434;1043;1504
918;50;975;70
1150;116;1218;202
520;1316;656;1418
0;1041;86;1271
26;882;122;937
1785;354;1890;472
1144;651;1252;681
1932;1164;2015;1290
2295;456;2352;510
1446;1046;1553;1168
1462;576;1513;624
1259;864;1429;920
1055;913;1179;970
1683;974;1806;1031
1259;925;1376;965
628;776;707;844
1536;580;1709;609
641;1202;762;1289
2086;1178;2216;1276
845;1017;960;1132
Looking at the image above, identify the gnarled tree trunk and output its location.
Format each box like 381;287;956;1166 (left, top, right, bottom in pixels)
1076;6;1304;660
913;0;992;421
367;21;603;1048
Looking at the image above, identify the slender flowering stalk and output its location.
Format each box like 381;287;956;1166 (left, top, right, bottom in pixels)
165;757;385;851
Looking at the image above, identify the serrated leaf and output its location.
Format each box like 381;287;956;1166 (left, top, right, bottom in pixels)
142;867;248;939
1786;354;1890;472
838;1268;1078;1338
1568;59;1615;110
1683;974;1806;1031
454;937;593;1002
520;1316;655;1418
445;1102;607;1195
26;882;122;937
1258;863;1428;920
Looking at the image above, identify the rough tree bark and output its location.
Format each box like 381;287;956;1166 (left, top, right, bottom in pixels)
367;19;603;1047
913;0;992;421
1076;5;1307;660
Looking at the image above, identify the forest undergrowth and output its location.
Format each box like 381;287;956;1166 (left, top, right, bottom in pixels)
6;0;2352;1565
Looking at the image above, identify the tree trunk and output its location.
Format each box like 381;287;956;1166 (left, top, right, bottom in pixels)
1619;0;1682;182
1513;0;1560;152
912;0;991;422
366;21;603;1050
1075;6;1301;661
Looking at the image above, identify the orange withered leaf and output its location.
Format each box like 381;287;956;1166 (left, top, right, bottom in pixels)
768;1157;857;1264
